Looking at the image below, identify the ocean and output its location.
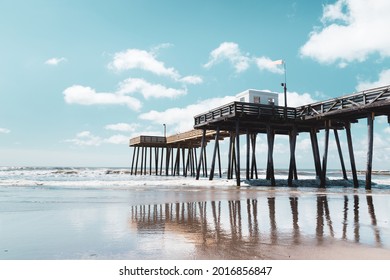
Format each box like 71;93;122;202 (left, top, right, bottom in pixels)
1;167;390;259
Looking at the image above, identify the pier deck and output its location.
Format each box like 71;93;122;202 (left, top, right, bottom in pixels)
129;85;390;188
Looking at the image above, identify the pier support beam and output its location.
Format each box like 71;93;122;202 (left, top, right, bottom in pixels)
250;133;258;179
320;121;330;188
334;129;348;180
209;127;220;181
288;126;297;186
345;122;359;187
196;129;207;180
130;146;136;175
246;130;250;180
366;112;375;189
310;128;322;178
134;146;140;175
235;120;241;186
266;123;275;186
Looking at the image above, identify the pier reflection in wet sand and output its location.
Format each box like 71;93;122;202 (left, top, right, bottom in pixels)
130;191;390;259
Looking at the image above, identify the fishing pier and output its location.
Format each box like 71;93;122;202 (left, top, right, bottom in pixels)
129;85;390;189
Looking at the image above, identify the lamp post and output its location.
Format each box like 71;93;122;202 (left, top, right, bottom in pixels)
163;124;166;138
281;61;287;119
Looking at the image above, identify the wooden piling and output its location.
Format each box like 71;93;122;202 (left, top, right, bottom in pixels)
130;147;136;175
333;129;348;180
165;147;170;176
310;129;322;178
140;146;145;175
320;121;330;188
235;120;241;186
209;127;220;181
288;126;297;186
250;134;258;179
149;147;152;175
196;129;207;180
345;122;359;187
266;123;275;186
135;146;140;175
246;131;250;180
366;112;375;189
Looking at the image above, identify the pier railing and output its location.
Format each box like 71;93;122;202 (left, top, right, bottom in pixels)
129;135;166;146
296;85;390;120
194;101;297;127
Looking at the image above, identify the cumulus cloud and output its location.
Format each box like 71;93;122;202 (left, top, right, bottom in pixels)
278;91;316;107
104;134;129;145
45;57;67;66
179;75;203;85
65;131;102;146
139;96;236;132
204;42;284;75
255;57;284;74
63;85;142;111
109;48;180;78
65;131;130;146
356;69;390;91
300;0;390;66
105;123;140;132
117;78;187;99
204;42;251;73
0;127;10;134
108;47;203;84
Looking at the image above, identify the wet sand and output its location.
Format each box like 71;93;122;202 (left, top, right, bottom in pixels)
1;178;390;259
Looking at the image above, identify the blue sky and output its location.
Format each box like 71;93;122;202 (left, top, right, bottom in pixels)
1;0;390;169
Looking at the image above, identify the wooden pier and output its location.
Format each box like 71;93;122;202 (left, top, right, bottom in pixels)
129;85;390;188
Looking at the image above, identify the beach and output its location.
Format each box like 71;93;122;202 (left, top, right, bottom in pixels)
1;167;390;260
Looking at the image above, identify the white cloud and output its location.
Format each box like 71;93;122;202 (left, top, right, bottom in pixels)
278;91;316;107
300;0;390;65
104;134;129;145
179;75;203;85
255;57;284;74
108;47;202;85
45;57;67;66
65;131;102;146
65;131;131;146
63;85;142;111
105;123;140;132
0;128;10;134
204;42;251;73
117;78;187;99
140;95;236;132
356;69;390;91
108;48;180;79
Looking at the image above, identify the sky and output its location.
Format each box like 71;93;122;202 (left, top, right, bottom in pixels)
1;0;390;169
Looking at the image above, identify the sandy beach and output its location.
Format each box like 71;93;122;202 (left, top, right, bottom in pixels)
1;168;390;260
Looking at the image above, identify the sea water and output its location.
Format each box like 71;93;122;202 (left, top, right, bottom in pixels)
0;167;390;259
